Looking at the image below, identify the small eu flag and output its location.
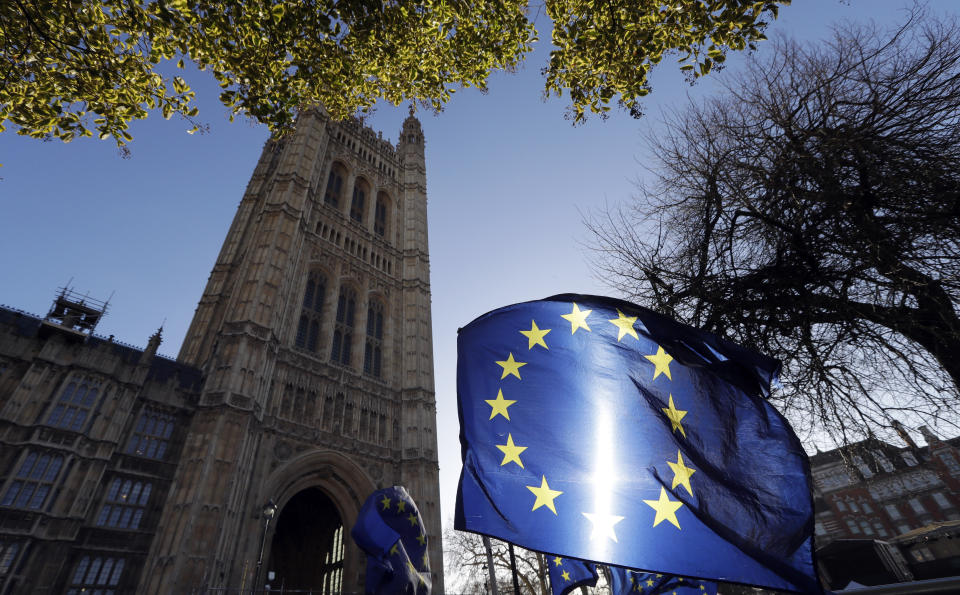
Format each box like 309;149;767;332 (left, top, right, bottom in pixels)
351;485;431;595
455;294;818;593
547;555;598;595
607;566;718;595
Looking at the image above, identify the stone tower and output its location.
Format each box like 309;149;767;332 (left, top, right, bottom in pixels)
141;108;443;593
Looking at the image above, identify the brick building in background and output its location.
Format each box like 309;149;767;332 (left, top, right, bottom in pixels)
811;425;960;587
0;108;444;594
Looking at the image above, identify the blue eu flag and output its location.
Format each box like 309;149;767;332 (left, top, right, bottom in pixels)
607;566;718;594
547;555;598;595
351;486;431;595
455;295;818;593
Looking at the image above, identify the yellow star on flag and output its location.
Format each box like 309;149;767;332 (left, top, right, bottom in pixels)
380;495;391;510
496;353;527;380
662;395;688;438
582;511;625;543
553;556;563;567
422;552;430;569
647;579;655;587
562;570;571;582
608;309;639;341
561;303;592;334
643;487;683;529
407;512;418;527
397;500;406;513
416;532;426;546
390;542;399;556
520;320;551;349
496;434;527;468
645;346;673;380
485;389;516;421
668;450;696;496
527;476;563;514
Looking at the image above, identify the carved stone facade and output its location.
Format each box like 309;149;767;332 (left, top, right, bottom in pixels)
0;109;443;594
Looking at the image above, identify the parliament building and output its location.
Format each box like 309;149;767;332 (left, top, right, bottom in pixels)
0;109;444;594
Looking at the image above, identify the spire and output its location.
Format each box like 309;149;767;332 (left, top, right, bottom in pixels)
140;325;163;364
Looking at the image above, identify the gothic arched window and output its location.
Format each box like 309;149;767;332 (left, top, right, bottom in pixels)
374;192;389;237
364;300;384;378
46;375;104;433
295;271;326;353
324;162;346;208
350;177;369;223
331;285;356;366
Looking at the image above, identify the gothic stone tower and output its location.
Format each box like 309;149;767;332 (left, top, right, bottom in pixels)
141;108;443;593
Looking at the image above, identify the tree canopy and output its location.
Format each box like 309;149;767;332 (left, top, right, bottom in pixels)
589;10;960;444
444;529;551;595
1;0;785;145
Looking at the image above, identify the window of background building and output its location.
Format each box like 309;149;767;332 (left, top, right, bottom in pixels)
910;497;926;514
862;501;873;513
848;499;860;513
836;500;847;512
0;451;64;510
933;492;952;510
853;455;874;478
295;271;326;353
885;503;902;520
860;520;874;535
96;478;152;530
875;452;895;472
0;541;19;577
815;522;826;535
902;451;919;466
897;523;912;534
125;408;174;460
938;452;960;476
846;519;860;534
46;376;103;433
874;522;888;537
66;556;125;594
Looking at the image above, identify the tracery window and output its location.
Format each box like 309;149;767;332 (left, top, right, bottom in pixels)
374;192;389;237
350;178;369;223
125;408;174;460
95;478;153;530
324;163;346;208
364;300;384;378
0;541;20;576
331;286;356;366
0;451;64;510
46;375;103;433
66;556;125;594
295;271;326;353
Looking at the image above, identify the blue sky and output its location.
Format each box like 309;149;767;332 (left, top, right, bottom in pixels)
0;0;939;535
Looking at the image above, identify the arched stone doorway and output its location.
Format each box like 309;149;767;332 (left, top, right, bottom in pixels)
265;487;345;592
255;449;375;593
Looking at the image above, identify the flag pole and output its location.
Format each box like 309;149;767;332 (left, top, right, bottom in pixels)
508;542;521;595
482;535;499;595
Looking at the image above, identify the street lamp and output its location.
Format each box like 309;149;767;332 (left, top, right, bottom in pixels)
252;499;278;594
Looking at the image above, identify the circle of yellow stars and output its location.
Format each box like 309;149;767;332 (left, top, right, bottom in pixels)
485;302;698;541
379;492;430;583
